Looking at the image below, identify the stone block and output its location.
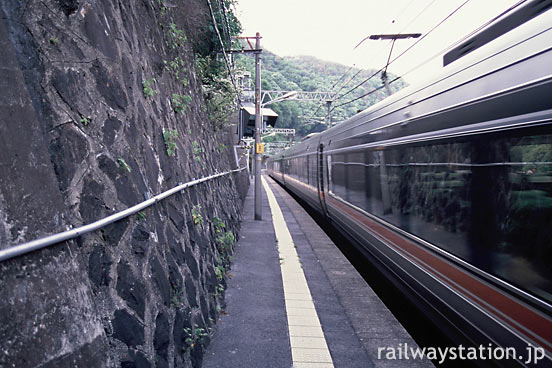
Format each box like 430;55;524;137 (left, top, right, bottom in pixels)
112;309;144;348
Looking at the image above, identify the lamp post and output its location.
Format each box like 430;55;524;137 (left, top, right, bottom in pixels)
260;91;297;136
263;91;298;106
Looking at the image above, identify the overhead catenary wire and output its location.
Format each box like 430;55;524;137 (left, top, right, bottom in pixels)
218;0;237;69
294;1;528;132
303;0;517;127
303;68;354;123
331;0;433;101
384;0;528;90
332;68;364;98
392;0;418;26
218;0;232;42
332;0;528;112
217;0;233;54
334;68;382;102
331;41;383;98
396;0;438;34
308;58;380;123
329;64;356;92
332;76;398;110
206;0;239;93
333;0;474;108
301;62;356;123
310;48;381;122
384;0;473;72
305;0;425;123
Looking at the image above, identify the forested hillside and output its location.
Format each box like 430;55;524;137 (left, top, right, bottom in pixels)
236;52;407;137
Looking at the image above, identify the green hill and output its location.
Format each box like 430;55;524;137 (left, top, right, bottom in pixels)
235;52;407;137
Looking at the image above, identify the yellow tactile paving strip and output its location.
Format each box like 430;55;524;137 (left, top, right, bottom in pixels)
262;176;335;368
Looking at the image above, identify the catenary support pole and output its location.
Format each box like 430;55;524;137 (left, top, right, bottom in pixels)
254;32;262;220
326;100;332;128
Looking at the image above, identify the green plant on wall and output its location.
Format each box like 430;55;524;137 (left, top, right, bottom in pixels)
195;55;239;130
117;158;132;173
190;0;243;130
135;211;146;221
142;78;159;98
216;231;235;262
158;0;168;15
212;216;225;233
183;325;209;352
214;261;225;282
192;141;204;163
166;22;187;49
157;0;243;130
172;93;192;114
164;57;188;86
213;282;225;297
211;216;235;298
217;231;235;252
163;128;178;156
80;115;90;126
213;255;227;297
192;204;203;225
170;287;184;308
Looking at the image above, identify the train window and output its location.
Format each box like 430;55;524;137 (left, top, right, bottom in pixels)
329;152;367;208
292;158;298;179
297;156;307;182
355;130;552;303
308;154;318;187
366;150;392;217
285;159;293;178
305;155;309;184
346;152;366;209
330;153;347;200
302;156;308;182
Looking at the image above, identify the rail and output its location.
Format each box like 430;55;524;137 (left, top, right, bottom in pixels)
0;167;247;262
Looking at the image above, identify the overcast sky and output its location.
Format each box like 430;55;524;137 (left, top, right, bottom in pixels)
235;0;522;85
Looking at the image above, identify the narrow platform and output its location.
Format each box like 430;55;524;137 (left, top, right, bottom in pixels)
203;175;432;368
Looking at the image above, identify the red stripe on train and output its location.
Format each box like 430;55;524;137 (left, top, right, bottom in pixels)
326;195;552;350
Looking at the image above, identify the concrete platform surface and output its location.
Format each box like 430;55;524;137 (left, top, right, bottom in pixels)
202;175;432;368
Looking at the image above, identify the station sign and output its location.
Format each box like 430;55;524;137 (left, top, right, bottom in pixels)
263;128;295;135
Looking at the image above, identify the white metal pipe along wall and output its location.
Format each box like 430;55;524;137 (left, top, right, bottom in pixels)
0;167;246;262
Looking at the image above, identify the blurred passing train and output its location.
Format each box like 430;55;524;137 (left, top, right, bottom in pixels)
268;1;552;366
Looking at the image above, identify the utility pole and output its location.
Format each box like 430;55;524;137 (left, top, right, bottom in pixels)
254;32;262;220
226;35;264;220
326;100;332;128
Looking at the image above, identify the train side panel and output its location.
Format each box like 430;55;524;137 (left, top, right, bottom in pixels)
320;115;552;365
